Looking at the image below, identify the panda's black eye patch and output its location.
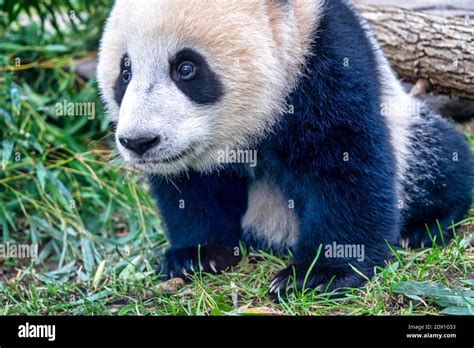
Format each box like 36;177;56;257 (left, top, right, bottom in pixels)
170;49;223;105
114;54;131;106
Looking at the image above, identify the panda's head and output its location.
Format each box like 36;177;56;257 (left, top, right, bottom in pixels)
97;0;320;174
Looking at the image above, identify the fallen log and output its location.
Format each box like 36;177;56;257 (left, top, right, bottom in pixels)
355;4;474;101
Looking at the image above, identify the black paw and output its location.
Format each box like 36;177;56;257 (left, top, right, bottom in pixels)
268;262;366;302
157;245;241;280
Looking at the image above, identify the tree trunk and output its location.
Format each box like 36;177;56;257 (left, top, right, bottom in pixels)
355;4;474;100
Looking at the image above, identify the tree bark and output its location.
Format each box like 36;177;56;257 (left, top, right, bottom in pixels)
355;4;474;100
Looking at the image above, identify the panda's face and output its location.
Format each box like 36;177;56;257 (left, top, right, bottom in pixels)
98;0;319;174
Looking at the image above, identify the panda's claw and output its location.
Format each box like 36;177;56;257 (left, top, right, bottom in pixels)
209;261;218;273
157;245;241;280
269;278;279;291
268;261;367;302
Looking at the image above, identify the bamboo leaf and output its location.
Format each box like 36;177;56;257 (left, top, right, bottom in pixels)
1;139;14;170
35;162;47;190
92;260;106;289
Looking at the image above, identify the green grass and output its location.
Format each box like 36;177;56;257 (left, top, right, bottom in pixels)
0;1;473;316
1;230;473;315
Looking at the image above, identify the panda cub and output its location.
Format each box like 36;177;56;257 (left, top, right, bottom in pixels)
98;0;473;299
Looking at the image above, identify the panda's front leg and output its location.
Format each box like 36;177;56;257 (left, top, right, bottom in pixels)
149;169;248;280
158;245;242;279
268;172;398;301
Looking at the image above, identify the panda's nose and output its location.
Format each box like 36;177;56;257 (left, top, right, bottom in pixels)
119;136;161;155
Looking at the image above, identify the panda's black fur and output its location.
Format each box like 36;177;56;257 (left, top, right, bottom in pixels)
102;0;473;299
399;104;473;246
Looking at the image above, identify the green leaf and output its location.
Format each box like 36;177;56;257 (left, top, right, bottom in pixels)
460;279;474;288
71;289;112;305
47;171;74;203
394;281;474;298
80;237;95;274
1;139;14;170
35;162;47;190
92;260;106;289
119;255;144;280
405;294;424;302
1;203;10;241
35;261;76;283
441;306;474;315
10;85;21;115
434;296;474;307
0;108;13;123
30;216;63;241
0;42;70;52
209;307;223;316
117;304;136;316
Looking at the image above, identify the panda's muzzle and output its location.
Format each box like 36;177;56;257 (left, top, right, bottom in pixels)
119;136;161;155
133;143;197;167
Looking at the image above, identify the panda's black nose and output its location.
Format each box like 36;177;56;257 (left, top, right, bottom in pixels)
119;136;161;155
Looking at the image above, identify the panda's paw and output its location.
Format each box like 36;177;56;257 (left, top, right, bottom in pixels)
156;245;241;280
268;262;366;302
400;225;452;249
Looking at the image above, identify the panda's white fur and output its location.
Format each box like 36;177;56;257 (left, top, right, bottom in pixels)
358;16;423;219
243;176;299;251
359;16;447;222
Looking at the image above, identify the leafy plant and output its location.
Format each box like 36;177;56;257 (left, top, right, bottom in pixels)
394;281;474;315
0;0;164;283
